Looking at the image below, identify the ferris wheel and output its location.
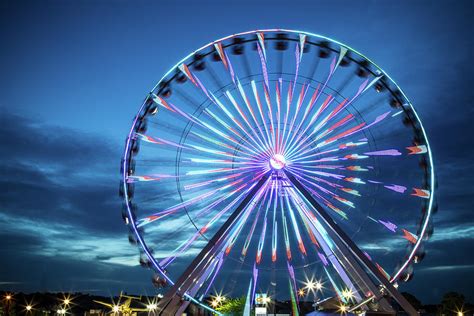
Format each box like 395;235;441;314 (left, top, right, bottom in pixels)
120;29;435;315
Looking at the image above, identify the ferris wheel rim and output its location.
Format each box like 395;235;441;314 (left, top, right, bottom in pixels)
120;28;435;301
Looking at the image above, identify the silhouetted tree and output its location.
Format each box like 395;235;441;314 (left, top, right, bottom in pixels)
437;292;465;315
401;292;422;310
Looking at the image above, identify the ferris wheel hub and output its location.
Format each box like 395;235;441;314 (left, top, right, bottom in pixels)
269;154;286;170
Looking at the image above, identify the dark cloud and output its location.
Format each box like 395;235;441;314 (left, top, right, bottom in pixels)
0;110;124;234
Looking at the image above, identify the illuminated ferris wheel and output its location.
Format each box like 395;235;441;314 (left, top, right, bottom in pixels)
120;29;435;315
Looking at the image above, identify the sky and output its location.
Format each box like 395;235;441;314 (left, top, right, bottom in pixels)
0;0;473;305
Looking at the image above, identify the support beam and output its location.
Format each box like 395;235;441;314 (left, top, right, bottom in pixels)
157;172;270;316
283;170;418;316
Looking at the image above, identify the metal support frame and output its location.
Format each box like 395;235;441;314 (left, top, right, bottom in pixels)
284;170;418;315
157;173;270;316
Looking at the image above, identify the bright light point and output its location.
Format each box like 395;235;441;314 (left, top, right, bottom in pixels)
339;304;347;313
342;289;354;299
6;295;12;300
26;305;32;311
211;300;218;308
147;303;157;310
269;154;286;170
157;294;163;299
64;299;70;305
298;289;305;297
306;279;323;291
457;312;464;316
58;309;66;315
112;306;120;313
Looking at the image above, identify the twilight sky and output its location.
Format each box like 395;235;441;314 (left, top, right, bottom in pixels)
0;0;473;304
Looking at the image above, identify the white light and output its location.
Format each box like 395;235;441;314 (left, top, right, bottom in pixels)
147;303;157;311
26;305;32;311
64;299;70;305
339;304;347;313
113;306;120;313
306;280;323;291
342;289;354;299
269;154;286;170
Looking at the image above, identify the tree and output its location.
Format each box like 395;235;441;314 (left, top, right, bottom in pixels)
215;296;246;315
401;292;422;310
437;292;465;315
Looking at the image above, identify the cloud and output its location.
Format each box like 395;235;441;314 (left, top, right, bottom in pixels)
419;264;474;272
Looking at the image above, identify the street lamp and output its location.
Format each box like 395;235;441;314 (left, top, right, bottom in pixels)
339;304;347;314
113;305;120;313
342;289;354;300
298;289;305;297
315;282;323;291
305;279;323;292
5;295;12;301
147;303;157;311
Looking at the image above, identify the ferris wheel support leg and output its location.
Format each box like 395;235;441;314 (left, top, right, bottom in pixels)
283;170;419;316
156;172;271;316
328;234;395;313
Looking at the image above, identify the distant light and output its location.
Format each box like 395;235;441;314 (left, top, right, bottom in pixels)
113;305;120;313
157;294;163;299
264;296;271;304
298;289;305;297
58;309;66;315
64;299;70;305
342;289;354;299
457;312;464;316
339;304;347;313
6;295;12;300
216;295;224;302
147;303;157;311
305;279;323;291
211;300;218;308
26;305;32;311
269;154;286;170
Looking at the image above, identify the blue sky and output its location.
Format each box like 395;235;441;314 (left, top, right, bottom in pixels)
0;0;473;304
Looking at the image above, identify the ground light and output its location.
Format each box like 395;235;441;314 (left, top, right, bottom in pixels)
342;289;354;300
147;303;158;311
305;279;324;292
339;304;348;314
